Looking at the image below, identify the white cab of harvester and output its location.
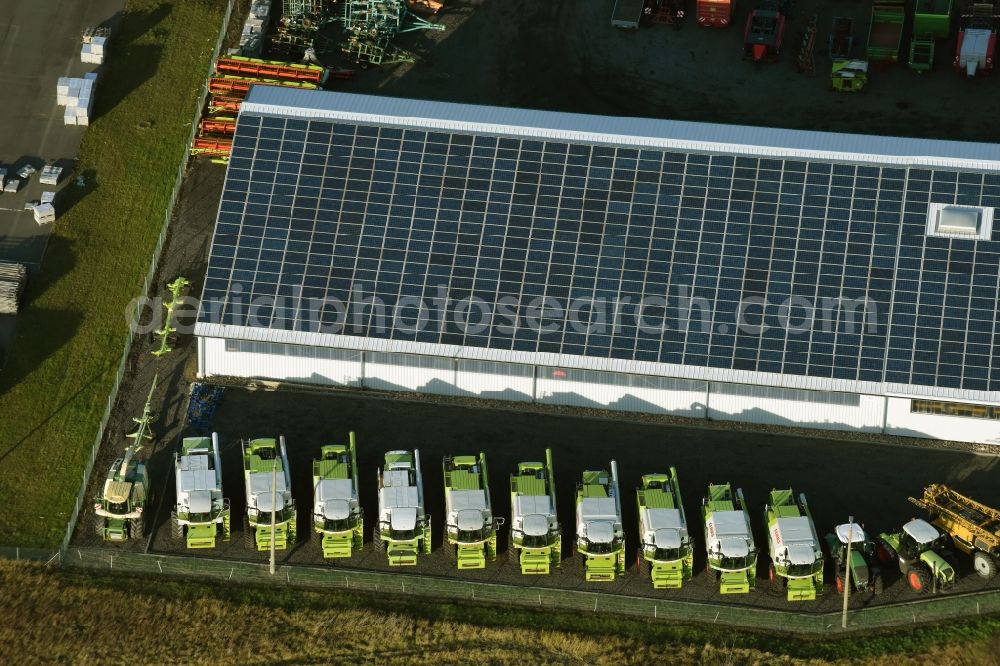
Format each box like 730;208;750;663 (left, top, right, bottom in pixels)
769;516;822;567
378;450;425;536
706;509;754;563
246;437;293;516
514;496;556;539
175;433;224;520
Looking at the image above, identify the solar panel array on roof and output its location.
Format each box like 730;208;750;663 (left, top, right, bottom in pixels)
198;95;1000;394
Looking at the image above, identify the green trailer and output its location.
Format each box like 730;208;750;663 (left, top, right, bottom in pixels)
510;449;562;574
376;449;431;565
703;483;757;594
575;461;626;582
877;519;957;593
172;433;230;548
867;0;906;61
636;468;693;589
764;489;825;601
444;453;502;569
312;432;363;558
94;378;157;542
243;437;297;551
910;0;953;70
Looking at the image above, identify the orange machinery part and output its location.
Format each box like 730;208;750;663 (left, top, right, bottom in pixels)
192;134;233;155
208;95;243;113
216;57;323;83
200;116;237;135
407;0;444;14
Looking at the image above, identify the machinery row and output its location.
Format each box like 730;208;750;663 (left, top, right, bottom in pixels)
94;418;1000;600
612;0;997;92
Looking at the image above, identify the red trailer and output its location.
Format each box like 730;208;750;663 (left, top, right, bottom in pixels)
199;116;237;136
216;57;326;84
697;0;733;27
191;134;233;158
744;8;786;61
208;95;244;114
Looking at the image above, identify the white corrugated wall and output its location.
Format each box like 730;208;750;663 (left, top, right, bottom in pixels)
705;383;884;432
200;337;362;386
535;367;707;416
883;397;1000;443
455;360;535;401
362;352;461;395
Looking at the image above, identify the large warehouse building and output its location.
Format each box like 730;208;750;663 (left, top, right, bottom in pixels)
194;86;1000;444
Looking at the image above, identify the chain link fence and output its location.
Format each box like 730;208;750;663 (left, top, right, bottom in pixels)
58;0;236;556
62;547;1000;635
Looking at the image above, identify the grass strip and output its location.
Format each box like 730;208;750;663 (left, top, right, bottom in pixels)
0;0;227;546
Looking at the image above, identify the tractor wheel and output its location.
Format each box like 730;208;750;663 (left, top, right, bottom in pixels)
973;551;998;580
94;517;104;538
872;571;884;596
706;560;713;578
130;517;144;540
906;565;931;593
768;563;776;588
875;538;897;567
835;573;844;594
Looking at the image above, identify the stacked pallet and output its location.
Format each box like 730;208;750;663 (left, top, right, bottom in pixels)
0;262;28;315
81;27;110;64
57;73;98;126
39;165;62;186
33;203;56;226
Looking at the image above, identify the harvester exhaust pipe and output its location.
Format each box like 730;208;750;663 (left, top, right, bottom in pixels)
545;448;556;507
480;452;491;508
279;435;291;488
212;432;222;488
349;431;359;487
610;460;621;520
415;448;424;505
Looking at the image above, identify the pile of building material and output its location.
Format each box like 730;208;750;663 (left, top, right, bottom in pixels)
238;0;272;57
57;73;98;126
32;203;56;226
0;262;28;315
39;165;62;186
81;27;110;64
3;179;19;193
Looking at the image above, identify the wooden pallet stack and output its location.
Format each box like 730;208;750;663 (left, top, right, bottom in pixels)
0;262;28;315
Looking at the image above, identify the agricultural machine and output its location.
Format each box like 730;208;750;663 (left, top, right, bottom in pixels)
955;2;997;76
764;489;824;601
697;0;733;27
215;56;329;85
743;3;786;62
443;453;502;569
376;449;431;565
341;0;444;67
910;484;1000;579
636;468;693;588
867;0;906;61
575;462;626;582
703;483;757;594
172;433;230;548
243;437;297;551
510;449;562;574
831;60;869;92
910;0;953;71
312;433;363;558
878;519;956;593
94;378;157;542
824;522;882;595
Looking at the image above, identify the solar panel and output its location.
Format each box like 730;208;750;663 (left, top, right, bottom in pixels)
200;110;1000;394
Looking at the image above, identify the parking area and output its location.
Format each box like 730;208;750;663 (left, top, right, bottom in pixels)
0;0;122;267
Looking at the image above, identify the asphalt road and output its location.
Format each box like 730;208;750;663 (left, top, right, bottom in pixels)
0;0;122;267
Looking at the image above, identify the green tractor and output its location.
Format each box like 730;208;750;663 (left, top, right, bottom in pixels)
312;432;363;558
703;483;757;594
376;449;431;565
824;522;882;596
575;461;625;582
94;378;158;542
444;453;503;569
243;436;297;551
636;468;693;589
510;448;562;574
877;518;957;593
764;489;825;601
172;433;231;548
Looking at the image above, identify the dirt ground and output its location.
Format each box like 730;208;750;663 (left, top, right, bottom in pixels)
318;0;1000;142
70;0;1000;617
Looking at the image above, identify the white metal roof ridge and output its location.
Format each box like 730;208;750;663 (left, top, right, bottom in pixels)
240;88;1000;170
194;322;1000;404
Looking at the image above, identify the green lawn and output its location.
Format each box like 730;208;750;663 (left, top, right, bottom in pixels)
0;0;227;547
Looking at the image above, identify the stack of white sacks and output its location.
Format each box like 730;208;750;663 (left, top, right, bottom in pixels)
57;73;98;126
81;28;109;64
